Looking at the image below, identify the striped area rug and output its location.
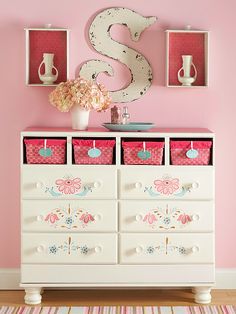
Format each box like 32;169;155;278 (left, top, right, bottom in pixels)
0;307;236;314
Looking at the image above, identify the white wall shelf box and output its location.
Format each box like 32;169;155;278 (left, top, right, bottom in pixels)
166;29;209;87
25;27;69;86
20;127;215;305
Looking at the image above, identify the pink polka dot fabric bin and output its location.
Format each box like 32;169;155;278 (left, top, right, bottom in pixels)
73;139;115;165
122;141;164;165
170;141;212;165
24;139;66;164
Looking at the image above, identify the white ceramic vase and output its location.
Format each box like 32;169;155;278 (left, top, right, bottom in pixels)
177;55;197;86
38;53;58;85
70;105;90;130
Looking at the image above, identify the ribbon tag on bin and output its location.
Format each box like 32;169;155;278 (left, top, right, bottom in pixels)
137;142;151;160
186;141;198;159
88;140;101;158
39;139;52;157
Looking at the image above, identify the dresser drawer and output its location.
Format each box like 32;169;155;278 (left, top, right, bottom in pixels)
120;233;214;264
119;167;214;200
21;166;117;199
22;233;117;264
120;201;214;232
22;200;117;232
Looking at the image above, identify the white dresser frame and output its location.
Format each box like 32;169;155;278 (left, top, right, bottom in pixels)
20;127;215;305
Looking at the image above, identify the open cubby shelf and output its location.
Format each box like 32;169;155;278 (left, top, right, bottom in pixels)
166;29;209;87
25;28;69;86
22;135;214;166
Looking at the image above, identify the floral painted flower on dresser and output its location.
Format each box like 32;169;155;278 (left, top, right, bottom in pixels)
144;237;191;256
143;212;157;225
80;213;94;224
146;246;155;254
177;213;192;224
64;216;74;227
45;213;59;224
154;177;179;195
48;237;91;256
55;178;81;194
140;205;192;230
80;245;90;255
43;204;96;229
49;244;58;254
144;175;192;198
44;175;92;197
162;216;171;226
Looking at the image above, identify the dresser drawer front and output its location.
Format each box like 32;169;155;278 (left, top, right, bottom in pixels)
120;233;214;264
21;167;117;199
120;201;213;232
119;168;214;200
21;264;215;284
22;233;117;264
22;200;117;232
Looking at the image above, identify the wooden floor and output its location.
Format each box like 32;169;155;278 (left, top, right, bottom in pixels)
0;289;236;306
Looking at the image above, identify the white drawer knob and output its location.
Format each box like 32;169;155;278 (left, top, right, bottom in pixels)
93;181;102;189
191;182;199;189
191;246;199;253
192;214;200;221
135;182;143;189
36;215;44;222
135;214;143;222
36;245;45;253
95;246;103;253
135;246;144;254
35;181;44;189
94;214;102;221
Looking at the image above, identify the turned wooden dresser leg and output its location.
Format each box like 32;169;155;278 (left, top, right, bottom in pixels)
193;286;212;304
24;288;42;305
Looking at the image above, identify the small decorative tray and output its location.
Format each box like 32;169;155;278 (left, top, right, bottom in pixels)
102;123;155;132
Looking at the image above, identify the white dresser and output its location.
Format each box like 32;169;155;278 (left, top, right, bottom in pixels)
20;127;215;304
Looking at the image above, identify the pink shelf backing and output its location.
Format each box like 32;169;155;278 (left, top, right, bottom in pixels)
168;33;206;86
29;30;67;84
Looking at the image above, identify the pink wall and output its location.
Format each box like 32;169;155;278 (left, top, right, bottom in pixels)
0;0;236;268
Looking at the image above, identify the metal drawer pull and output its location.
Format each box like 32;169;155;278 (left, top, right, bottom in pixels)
94;214;102;221
36;215;44;222
191;246;200;253
135;214;143;221
36;245;46;253
94;246;103;253
135;246;144;254
192;214;200;221
135;182;143;189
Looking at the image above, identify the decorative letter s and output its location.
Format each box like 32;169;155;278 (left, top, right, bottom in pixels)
79;8;157;103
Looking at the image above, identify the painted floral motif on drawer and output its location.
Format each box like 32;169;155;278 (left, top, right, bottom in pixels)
48;236;91;255
144;175;196;197
44;175;93;197
141;205;192;230
43;204;95;229
143;237;198;256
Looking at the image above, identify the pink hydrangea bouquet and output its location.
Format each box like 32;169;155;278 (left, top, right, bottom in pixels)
49;77;112;112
